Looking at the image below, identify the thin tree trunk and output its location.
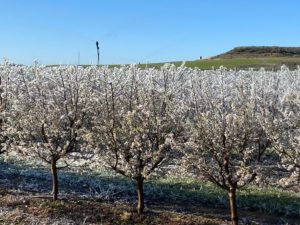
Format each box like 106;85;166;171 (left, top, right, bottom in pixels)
51;159;58;201
229;187;238;225
136;177;144;215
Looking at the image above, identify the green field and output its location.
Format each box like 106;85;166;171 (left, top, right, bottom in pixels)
50;57;300;70
129;57;300;70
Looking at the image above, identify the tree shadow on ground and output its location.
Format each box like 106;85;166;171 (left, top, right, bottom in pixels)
0;160;299;224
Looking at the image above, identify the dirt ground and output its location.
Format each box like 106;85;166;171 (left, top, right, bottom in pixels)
0;189;299;225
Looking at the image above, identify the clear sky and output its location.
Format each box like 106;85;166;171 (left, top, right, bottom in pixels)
0;0;299;65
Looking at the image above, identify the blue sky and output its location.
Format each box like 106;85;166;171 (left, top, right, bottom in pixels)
0;0;299;65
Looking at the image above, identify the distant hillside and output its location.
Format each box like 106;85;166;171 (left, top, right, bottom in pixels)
72;46;300;70
214;46;300;58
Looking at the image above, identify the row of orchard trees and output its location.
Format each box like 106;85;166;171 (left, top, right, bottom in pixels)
0;60;299;225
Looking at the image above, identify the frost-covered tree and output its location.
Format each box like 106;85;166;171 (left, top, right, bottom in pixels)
2;60;300;221
184;68;271;225
8;66;91;201
262;66;300;186
88;65;187;214
0;59;14;155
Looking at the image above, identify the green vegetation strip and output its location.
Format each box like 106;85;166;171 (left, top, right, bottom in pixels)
145;177;300;216
50;57;300;70
136;57;300;70
1;159;299;217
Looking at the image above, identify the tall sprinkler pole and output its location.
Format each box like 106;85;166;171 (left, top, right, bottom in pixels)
96;41;100;65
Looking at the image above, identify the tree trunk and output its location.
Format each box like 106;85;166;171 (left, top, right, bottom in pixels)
51;159;58;201
229;187;238;225
136;177;144;215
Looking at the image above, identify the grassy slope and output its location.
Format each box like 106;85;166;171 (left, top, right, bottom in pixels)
131;57;300;70
48;47;300;70
50;57;300;70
